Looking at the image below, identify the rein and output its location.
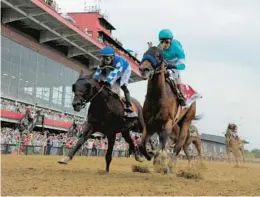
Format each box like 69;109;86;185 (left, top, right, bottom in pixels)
88;82;120;103
148;64;166;80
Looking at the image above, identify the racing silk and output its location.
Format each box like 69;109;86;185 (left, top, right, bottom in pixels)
158;39;186;70
94;55;129;85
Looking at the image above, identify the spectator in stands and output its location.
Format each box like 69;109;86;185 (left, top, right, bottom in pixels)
45;136;53;155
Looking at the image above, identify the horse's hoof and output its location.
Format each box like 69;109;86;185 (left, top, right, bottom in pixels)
58;160;68;165
135;155;144;163
165;166;172;176
58;157;70;164
97;169;108;175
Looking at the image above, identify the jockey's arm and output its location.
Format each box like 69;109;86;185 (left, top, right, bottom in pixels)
93;65;102;81
105;61;123;85
174;42;186;71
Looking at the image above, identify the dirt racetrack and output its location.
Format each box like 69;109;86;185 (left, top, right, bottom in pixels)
2;155;260;196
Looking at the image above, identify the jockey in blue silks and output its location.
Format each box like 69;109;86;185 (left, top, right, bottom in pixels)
157;29;186;106
93;46;136;117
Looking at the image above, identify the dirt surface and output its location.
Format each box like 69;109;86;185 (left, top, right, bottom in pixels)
2;155;260;196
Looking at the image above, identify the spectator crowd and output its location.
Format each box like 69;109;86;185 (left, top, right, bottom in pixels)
1;127;131;157
1;98;232;161
1;98;85;123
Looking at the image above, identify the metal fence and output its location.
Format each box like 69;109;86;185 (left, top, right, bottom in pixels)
0;144;130;157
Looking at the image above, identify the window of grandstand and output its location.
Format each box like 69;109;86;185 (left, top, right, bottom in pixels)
1;35;87;116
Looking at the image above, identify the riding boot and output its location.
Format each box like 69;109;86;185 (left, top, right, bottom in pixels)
121;84;137;118
177;84;186;106
124;92;134;113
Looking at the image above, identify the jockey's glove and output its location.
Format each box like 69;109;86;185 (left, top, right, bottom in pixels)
166;62;177;69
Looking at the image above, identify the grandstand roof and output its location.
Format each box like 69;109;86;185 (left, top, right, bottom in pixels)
1;0;142;82
201;133;249;145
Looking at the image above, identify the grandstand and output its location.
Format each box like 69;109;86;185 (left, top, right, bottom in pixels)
1;0;142;132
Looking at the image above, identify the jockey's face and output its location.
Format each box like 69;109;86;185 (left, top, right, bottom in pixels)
160;39;171;49
102;56;113;65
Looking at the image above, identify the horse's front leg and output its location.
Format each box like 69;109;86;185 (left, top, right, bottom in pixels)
156;119;173;174
168;120;191;172
122;131;143;162
105;133;116;172
139;127;154;161
183;142;192;169
58;122;94;164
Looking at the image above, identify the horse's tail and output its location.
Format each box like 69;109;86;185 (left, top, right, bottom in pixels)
193;113;204;121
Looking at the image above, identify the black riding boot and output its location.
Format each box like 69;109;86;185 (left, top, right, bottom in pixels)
121;85;134;112
177;85;186;107
121;85;137;118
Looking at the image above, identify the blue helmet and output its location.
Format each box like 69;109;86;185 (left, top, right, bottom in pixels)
158;29;174;40
100;46;115;56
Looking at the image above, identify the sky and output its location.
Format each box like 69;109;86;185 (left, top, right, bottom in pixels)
56;0;260;150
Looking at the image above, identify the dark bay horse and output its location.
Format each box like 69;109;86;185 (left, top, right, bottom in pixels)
58;70;144;172
138;46;202;173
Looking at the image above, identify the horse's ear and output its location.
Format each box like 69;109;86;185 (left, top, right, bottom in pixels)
147;42;153;48
79;69;84;78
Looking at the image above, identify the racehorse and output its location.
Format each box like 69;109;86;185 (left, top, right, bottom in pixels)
138;46;202;173
58;70;145;172
225;131;245;166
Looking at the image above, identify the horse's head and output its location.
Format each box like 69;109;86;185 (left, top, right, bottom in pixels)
72;70;97;112
139;46;164;79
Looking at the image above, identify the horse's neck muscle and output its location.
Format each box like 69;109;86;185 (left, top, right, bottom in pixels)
147;70;166;99
90;89;122;117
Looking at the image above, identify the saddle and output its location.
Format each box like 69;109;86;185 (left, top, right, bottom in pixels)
165;77;183;103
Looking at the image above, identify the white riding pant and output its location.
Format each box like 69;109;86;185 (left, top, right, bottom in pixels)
112;65;131;96
167;69;182;84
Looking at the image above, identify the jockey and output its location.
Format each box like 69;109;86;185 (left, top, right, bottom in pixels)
232;124;239;139
226;123;238;139
93;46;136;117
157;29;186;106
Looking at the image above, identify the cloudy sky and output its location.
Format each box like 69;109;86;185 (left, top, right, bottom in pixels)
56;0;260;150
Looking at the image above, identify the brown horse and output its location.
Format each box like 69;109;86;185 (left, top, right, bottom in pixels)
138;46;202;173
225;131;245;166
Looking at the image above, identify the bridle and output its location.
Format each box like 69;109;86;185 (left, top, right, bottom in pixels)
140;48;167;79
